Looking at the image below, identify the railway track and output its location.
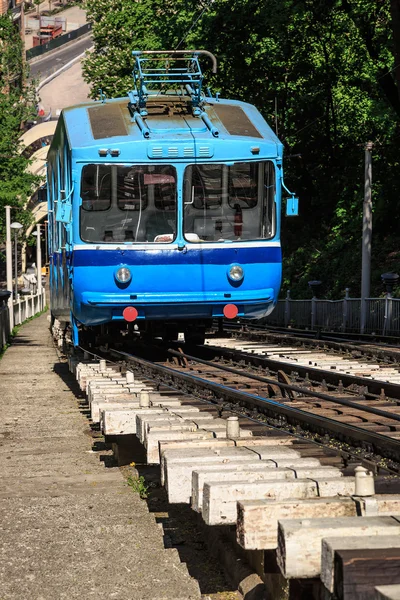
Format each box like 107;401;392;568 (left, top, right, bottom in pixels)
225;321;400;349
68;344;400;600
80;334;400;469
216;323;400;364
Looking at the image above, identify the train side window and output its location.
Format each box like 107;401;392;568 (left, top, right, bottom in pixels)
52;159;60;249
59;145;65;197
263;161;276;238
47;161;57;252
81;164;111;210
62;142;71;197
47;162;53;208
53;155;59;202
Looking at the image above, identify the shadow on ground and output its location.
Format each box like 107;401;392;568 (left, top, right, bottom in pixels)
53;358;240;598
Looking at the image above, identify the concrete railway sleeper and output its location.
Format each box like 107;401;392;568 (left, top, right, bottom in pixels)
219;322;400;363
69;348;400;600
104;346;400;470
152;346;400;466
204;332;400;394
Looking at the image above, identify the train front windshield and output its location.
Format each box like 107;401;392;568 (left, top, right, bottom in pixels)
79;161;276;244
80;164;177;243
184;161;276;242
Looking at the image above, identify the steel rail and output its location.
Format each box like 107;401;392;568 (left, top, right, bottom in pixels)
109;348;400;464
167;348;400;423
223;322;400;352
201;341;400;401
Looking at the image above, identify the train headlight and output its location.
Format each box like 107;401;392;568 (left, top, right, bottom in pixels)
115;267;132;284
228;265;244;283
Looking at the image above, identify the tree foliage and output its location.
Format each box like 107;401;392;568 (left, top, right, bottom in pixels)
83;0;400;297
0;13;39;240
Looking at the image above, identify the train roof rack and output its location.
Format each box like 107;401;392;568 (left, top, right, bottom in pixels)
128;50;217;118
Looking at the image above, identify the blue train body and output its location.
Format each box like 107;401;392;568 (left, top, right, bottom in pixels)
47;51;290;345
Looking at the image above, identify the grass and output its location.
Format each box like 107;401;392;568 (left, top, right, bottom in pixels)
126;475;149;499
0;305;48;360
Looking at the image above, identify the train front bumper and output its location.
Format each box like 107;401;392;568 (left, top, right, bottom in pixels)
76;289;276;324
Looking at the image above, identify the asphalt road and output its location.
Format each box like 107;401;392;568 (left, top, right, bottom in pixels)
29;35;93;81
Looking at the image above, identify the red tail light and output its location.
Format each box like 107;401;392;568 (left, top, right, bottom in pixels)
223;304;238;319
123;306;138;322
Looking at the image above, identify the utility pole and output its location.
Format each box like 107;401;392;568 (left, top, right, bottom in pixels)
360;141;373;333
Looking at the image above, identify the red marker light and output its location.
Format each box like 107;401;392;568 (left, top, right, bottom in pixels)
123;306;138;322
223;304;238;319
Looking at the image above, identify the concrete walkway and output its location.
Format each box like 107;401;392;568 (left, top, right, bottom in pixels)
0;313;200;599
38;59;91;114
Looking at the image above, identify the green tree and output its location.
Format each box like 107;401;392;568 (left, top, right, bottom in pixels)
0;13;39;240
83;0;400;297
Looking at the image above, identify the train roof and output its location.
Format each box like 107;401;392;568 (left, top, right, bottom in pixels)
59;94;283;160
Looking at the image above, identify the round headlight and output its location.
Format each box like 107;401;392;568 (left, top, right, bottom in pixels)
115;267;131;283
228;265;244;282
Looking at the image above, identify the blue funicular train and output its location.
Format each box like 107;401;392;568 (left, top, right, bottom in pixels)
47;50;298;346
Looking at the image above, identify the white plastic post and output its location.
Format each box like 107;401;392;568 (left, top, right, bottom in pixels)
354;465;375;496
126;370;135;384
139;391;150;407
99;359;106;372
226;415;240;439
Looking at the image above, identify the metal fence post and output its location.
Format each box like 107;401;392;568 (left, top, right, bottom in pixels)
381;274;399;335
308;281;321;330
311;296;316;329
342;288;349;331
284;290;291;327
383;293;393;335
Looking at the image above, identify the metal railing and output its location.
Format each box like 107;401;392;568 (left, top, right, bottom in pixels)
0;289;46;351
0;303;11;350
13;289;46;326
263;290;400;335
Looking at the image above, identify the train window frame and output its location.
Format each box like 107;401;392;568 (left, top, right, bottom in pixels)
80;164;112;212
47;161;57;252
183;160;276;243
79;163;178;244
